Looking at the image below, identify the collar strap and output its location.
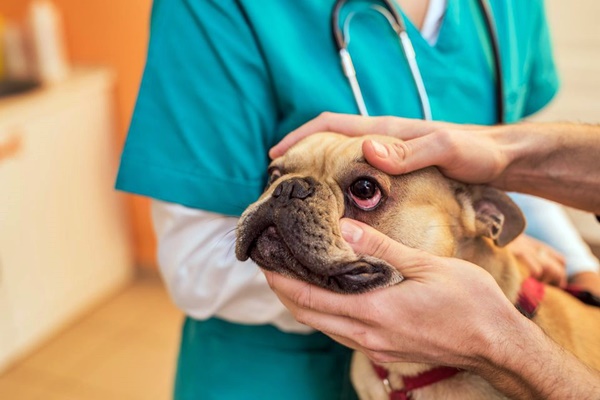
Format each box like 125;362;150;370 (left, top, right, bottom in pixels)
371;363;461;400
515;276;545;319
565;285;600;307
371;277;545;399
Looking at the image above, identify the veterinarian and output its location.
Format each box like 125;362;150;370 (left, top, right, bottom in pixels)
115;1;597;398
266;115;600;399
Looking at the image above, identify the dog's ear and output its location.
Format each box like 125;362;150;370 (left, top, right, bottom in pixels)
466;186;526;247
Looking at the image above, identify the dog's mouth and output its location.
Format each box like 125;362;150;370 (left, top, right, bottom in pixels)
237;222;400;294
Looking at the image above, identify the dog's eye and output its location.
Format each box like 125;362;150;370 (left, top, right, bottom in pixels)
349;178;382;210
266;168;282;188
351;179;376;199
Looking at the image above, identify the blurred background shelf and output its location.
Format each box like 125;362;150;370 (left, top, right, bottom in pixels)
0;66;134;373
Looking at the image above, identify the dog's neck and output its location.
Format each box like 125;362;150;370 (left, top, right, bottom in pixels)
455;237;524;304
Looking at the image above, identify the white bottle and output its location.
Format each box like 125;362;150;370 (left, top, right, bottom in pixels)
27;0;70;84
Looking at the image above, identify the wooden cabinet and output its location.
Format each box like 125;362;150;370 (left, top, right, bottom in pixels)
0;67;134;372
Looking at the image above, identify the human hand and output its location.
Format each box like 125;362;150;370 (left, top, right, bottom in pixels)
269;112;509;186
506;234;567;287
262;218;520;367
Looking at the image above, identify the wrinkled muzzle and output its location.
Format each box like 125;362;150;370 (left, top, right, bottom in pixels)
236;176;403;294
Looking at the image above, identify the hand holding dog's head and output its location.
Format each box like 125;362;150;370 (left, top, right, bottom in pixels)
236;133;525;294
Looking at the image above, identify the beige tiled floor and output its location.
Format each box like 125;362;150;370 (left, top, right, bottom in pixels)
0;274;183;400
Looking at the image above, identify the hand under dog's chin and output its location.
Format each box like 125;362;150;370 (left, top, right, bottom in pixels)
247;226;403;294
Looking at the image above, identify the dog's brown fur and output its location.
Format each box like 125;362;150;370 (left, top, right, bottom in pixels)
236;133;600;399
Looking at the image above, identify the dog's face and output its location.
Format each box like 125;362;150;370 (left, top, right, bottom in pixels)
236;133;525;294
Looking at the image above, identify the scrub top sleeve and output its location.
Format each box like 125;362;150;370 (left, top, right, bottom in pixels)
116;0;278;216
523;1;560;117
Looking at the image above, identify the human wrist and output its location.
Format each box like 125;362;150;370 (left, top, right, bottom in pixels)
488;122;545;192
465;305;600;399
455;302;549;399
461;300;527;371
491;122;600;213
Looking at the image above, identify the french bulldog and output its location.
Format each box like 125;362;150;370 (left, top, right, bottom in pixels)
236;132;600;399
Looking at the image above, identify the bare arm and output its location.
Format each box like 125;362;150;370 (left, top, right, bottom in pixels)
478;319;600;400
270;113;600;214
263;219;600;399
495;122;600;213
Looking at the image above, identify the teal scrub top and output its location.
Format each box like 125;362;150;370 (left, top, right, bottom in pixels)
116;0;559;217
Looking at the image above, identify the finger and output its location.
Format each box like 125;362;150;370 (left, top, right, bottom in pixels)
269;112;367;158
362;137;445;176
535;241;566;266
322;333;400;364
535;245;566;286
362;129;479;181
538;256;567;287
269;113;434;159
283;304;368;349
548;249;567;267
340;218;431;273
558;274;568;288
263;269;372;318
325;333;363;354
518;253;543;279
540;265;567;287
272;301;399;364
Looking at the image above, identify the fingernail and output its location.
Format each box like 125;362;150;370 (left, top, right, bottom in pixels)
370;140;389;157
341;220;363;243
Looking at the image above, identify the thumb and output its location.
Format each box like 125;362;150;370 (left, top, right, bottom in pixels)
340;218;431;275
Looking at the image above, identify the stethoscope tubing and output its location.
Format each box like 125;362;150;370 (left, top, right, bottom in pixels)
477;0;504;123
331;0;504;123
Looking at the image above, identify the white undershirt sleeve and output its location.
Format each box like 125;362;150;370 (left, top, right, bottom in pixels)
509;193;600;276
151;199;314;334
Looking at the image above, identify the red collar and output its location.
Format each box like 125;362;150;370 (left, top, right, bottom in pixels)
371;363;460;400
371;277;545;399
515;276;545;319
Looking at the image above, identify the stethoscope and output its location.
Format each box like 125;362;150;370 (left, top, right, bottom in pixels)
331;0;504;123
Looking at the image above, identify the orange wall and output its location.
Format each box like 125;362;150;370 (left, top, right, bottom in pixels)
2;0;158;268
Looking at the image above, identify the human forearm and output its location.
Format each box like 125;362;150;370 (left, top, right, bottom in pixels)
493;122;600;214
473;312;600;399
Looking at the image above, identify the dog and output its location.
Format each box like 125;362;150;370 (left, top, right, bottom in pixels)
235;132;600;399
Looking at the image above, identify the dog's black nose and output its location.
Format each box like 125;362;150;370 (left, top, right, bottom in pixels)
272;177;315;201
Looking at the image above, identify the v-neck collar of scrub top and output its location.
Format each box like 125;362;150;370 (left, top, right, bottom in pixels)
400;0;461;59
417;0;448;46
399;0;496;103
